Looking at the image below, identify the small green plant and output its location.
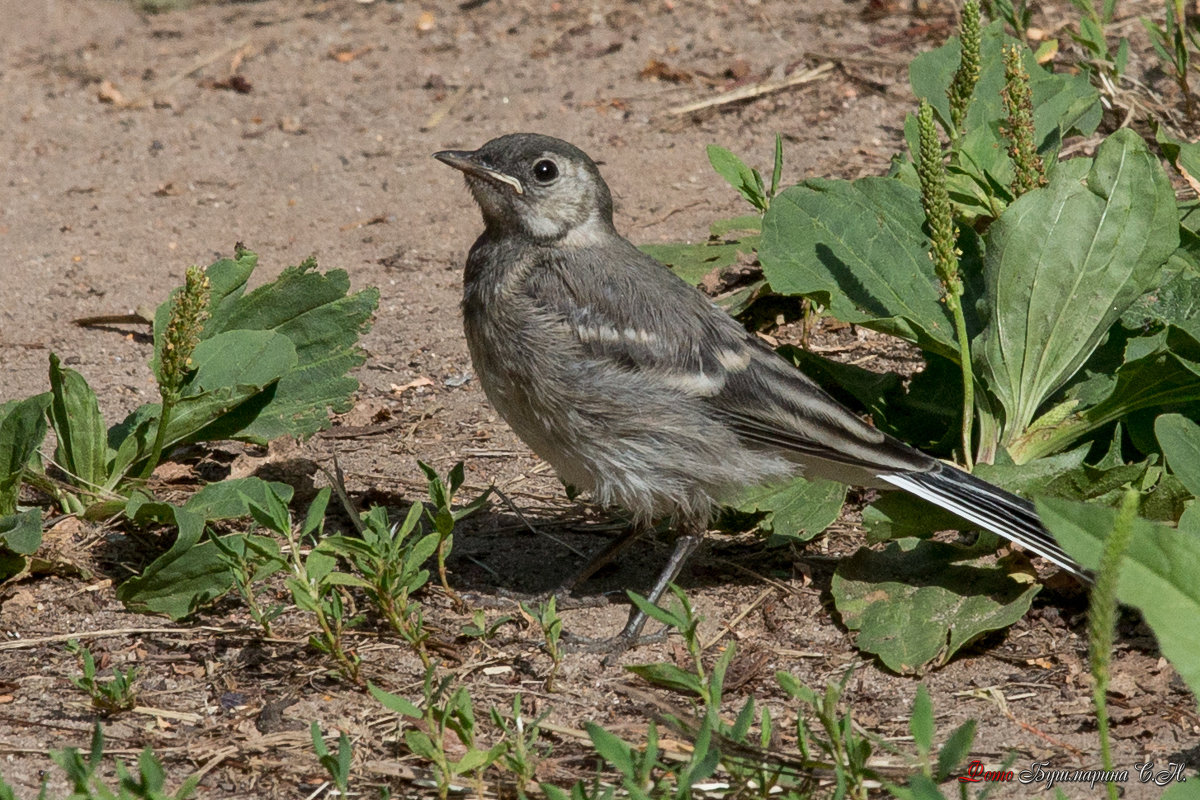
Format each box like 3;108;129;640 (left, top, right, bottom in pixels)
371;671;506;800
982;0;1032;40
489;694;552;795
314;461;489;669
706;135;784;213
777;670;874;800
66;640;139;714
1068;0;1129;79
887;685;980;797
521;596;564;692
249;488;363;684
0;248;378;592
321;502;439;668
311;721;353;796
583;721;673;799
625;585;735;710
418;461;492;608
209;529;286;636
1143;0;1200;119
461;609;513;640
0;722;200;800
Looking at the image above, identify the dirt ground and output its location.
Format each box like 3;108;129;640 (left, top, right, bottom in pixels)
1;0;1197;797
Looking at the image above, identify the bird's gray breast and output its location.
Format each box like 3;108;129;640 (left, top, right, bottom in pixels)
461;238;598;488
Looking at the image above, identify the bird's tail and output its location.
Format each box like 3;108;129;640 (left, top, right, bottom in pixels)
879;464;1088;581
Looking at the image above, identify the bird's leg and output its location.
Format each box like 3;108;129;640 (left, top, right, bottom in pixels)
614;531;703;642
564;528;705;658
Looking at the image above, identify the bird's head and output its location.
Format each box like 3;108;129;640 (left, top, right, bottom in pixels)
435;133;615;246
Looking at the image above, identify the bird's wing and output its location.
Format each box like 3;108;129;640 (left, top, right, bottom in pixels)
528;240;1087;579
528;241;932;475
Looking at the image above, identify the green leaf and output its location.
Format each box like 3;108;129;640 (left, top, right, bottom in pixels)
403;730;440;762
1037;497;1200;707
0;509;42;584
585;723;636;778
832;540;1040;673
1162;777;1200;799
899;774;948;800
1011;345;1200;463
625;663;705;696
761;177;960;359
1157;128;1200;187
147;252;377;446
1157;414;1200;495
732;476;846;544
196;259;378;443
640;236;758;287
115;502;211;619
909;685;933;758
48;354;108;492
0;509;42;556
184;329;298;394
936;719;977;780
977;130;1180;440
1121;254;1200;331
186;476;295;520
107;331;296;478
775;671;818;705
115;479;293;619
709;215;763;237
369;682;422;717
626;590;684;631
707;145;767;211
972;445;1091;496
0;394;50;515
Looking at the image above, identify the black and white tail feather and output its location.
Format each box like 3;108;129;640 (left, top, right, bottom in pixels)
880;466;1087;580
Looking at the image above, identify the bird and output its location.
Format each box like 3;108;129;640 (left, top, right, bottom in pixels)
434;132;1086;648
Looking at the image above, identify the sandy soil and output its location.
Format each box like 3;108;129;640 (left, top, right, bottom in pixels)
0;0;1196;797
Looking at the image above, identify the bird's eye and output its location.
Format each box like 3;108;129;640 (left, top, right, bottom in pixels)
532;159;558;183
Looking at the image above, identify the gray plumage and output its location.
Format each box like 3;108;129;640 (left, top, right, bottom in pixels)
435;133;1085;583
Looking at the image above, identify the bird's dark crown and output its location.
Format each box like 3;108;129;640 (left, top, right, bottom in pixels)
435;133;615;245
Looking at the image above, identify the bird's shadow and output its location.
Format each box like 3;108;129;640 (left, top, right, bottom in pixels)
446;507;818;607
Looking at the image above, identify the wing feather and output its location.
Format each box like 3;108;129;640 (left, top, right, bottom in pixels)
526;241;931;474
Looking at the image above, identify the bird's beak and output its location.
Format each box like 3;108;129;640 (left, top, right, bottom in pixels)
433;150;524;195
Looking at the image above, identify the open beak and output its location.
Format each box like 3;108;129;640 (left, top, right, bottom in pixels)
433;150;524;195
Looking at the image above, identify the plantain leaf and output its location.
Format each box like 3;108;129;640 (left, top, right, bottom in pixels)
116;477;294;619
733;476;846;544
48;355;109;493
0;394;50;515
832;539;1039;674
761;177;959;360
976;129;1179;443
150;251;378;444
1155;413;1200;496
